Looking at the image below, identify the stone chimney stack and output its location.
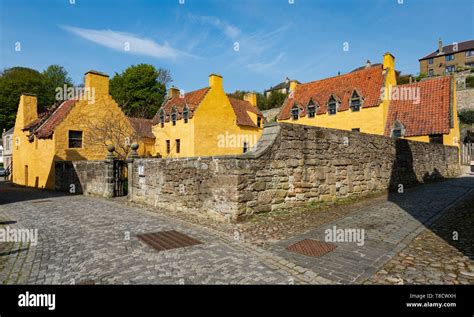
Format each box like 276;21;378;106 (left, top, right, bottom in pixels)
366;60;371;68
209;74;223;90
438;38;443;54
18;94;38;129
168;86;180;99
84;70;109;98
244;92;257;107
289;80;298;92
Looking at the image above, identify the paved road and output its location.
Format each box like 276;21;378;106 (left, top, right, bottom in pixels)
0;176;472;285
270;177;474;284
0;183;324;284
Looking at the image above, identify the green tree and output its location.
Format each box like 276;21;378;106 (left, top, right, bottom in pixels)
256;92;267;110
228;90;284;110
0;65;74;132
42;65;74;105
459;109;474;125
0;67;47;131
110;64;171;118
227;90;246;100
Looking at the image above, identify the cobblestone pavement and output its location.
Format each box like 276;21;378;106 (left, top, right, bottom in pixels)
0;183;328;285
267;177;474;284
131;192;389;248
0;177;472;285
367;191;474;285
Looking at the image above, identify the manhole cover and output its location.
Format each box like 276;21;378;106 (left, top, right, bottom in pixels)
137;230;202;252
286;239;337;257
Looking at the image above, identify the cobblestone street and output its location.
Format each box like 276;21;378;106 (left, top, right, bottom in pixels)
0;176;473;285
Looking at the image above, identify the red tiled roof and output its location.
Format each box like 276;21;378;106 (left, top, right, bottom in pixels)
419;39;474;61
384;76;452;137
278;65;386;120
128;117;155;139
32;99;77;138
152;87;263;128
152;87;210;123
228;97;263;128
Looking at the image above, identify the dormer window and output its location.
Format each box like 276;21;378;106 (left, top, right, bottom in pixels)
183;105;189;123
350;91;361;112
171;107;177;126
327;96;338;115
307;99;317;118
159;109;165;128
291;103;300;120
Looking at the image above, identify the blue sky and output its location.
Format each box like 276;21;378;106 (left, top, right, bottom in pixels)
1;0;473;93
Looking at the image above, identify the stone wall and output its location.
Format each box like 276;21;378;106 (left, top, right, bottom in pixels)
129;123;460;221
261;107;282;123
55;160;110;197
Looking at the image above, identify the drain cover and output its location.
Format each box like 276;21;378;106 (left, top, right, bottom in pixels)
286;239;337;257
137;230;202;252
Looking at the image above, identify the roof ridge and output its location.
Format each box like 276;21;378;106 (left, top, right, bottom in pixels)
298;64;383;87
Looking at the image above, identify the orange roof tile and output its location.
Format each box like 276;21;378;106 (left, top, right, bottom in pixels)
33;99;77;138
384;76;452;137
278;65;385;120
128;117;155;139
152;87;210;123
228;97;263;128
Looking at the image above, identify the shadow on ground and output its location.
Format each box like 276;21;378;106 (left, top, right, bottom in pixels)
388;138;474;260
0;181;68;205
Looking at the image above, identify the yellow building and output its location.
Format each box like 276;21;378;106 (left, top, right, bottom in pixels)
278;53;460;148
152;74;264;158
12;70;152;189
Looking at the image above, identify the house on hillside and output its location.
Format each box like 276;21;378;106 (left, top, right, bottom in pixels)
419;39;474;76
152;74;264;158
264;77;300;97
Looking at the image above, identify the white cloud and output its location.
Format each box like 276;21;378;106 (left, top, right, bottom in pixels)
61;25;196;60
187;14;241;39
247;53;285;73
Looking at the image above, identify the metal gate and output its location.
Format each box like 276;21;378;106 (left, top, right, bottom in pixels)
461;143;473;165
113;160;128;197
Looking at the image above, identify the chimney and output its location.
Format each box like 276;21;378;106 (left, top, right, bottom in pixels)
289;80;298;92
84;70;109;98
244;92;257;107
366;59;371;68
383;52;395;71
285;77;290;83
18;94;38;129
438;38;443;54
409;76;413;84
209;74;223;90
168;86;180;99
